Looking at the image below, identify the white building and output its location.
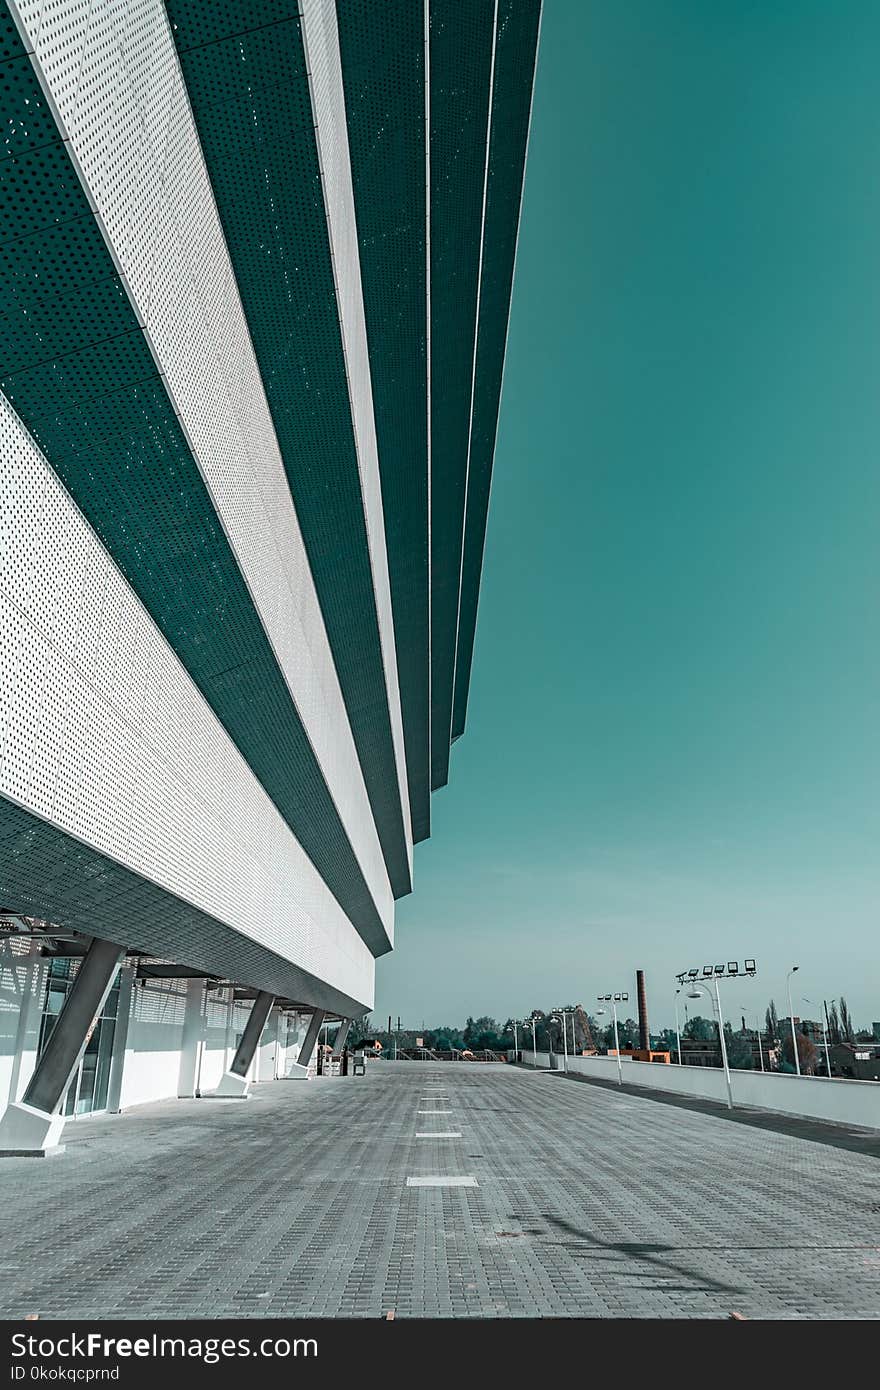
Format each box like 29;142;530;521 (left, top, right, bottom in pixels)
0;0;541;1151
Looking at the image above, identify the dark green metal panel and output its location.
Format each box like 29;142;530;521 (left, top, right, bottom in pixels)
453;0;541;738
337;0;430;845
428;0;496;791
0;16;389;957
167;2;412;895
0;796;368;1016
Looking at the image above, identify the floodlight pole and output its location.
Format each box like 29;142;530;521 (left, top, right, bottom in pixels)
713;978;733;1110
674;989;682;1066
786;967;801;1076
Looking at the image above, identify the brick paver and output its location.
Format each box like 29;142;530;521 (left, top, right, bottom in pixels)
0;1065;877;1319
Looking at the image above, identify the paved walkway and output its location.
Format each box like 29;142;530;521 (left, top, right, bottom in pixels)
0;1064;877;1319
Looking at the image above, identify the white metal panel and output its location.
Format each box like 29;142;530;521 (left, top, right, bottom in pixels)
300;0;414;872
7;0;394;941
0;395;375;1011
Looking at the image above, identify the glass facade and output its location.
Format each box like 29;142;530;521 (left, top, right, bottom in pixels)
37;958;120;1116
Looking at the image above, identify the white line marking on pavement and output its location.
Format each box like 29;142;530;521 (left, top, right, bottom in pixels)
415;1132;462;1138
406;1176;477;1187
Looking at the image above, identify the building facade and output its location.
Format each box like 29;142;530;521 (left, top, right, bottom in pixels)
0;0;541;1150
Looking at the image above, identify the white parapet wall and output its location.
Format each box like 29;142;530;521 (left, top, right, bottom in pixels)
522;1052;880;1131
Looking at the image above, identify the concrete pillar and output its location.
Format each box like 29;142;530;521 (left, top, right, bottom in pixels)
298;1009;325;1067
212;991;274;1098
177;977;206;1098
105;966;135;1114
0;936;124;1155
333;1018;352;1054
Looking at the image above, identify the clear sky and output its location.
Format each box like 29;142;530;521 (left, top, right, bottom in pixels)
376;0;880;1033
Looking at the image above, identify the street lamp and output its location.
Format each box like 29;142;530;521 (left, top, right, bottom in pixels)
551;1010;568;1071
802;997;830;1079
523;1015;538;1068
786;966;801;1076
596;992;628;1086
740;1005;765;1073
561;1006;576;1057
673;988;683;1066
681;974;734;1109
685;979;732;1109
510;1019;520;1061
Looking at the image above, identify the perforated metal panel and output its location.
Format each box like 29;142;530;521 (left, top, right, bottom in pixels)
0;395;373;1015
428;0;496;790
166;0;413;899
337;0;431;844
1;0;392;954
300;0;413;873
453;0;542;738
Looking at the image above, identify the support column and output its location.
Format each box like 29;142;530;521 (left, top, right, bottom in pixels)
298;1009;325;1067
0;936;124;1155
212;991;275;1098
177;978;206;1098
105;966;135;1114
278;1008;325;1080
333;1018;352;1054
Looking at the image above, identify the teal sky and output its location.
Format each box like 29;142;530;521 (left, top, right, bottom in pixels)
376;0;880;1032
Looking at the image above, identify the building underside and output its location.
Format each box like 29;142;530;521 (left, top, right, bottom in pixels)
0;0;540;1146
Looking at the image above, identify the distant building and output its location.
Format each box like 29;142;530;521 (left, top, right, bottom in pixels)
829;1042;880;1082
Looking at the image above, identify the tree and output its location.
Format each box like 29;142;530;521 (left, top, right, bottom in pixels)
765;1000;779;1041
839;997;855;1044
349;1015;373;1046
425;1025;465;1051
684;1015;716;1042
782;1031;818;1074
572;1006;596;1052
727;1030;754;1070
828;1003;841;1044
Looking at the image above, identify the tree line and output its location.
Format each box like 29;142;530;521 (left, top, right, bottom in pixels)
349;992;876;1073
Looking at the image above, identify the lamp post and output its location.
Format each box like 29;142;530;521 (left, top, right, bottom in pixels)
802;997;830;1079
596;992;628;1086
551;1010;568;1071
511;1019;520;1062
685;978;732;1110
823;999;836;1078
673;988;683;1066
524;1016;538;1068
740;1006;765;1072
786;966;801;1076
674;962;755;1106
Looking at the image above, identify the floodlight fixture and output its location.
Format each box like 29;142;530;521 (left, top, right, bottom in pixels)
702;966;713;978
621;992;629;1001
714;965;724;976
728;962;738;974
744;960;756;975
688;968;699;980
